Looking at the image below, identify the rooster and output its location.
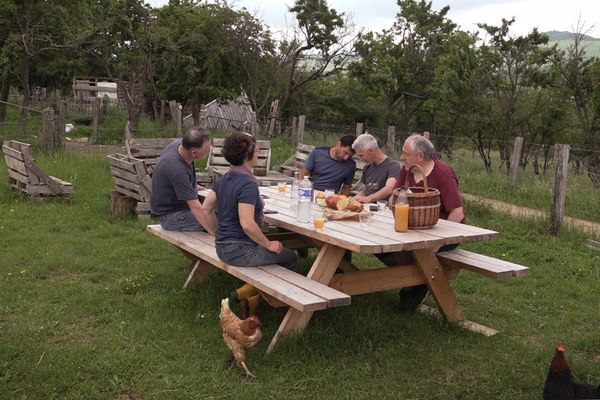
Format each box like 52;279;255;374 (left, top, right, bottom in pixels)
219;297;262;378
543;344;600;400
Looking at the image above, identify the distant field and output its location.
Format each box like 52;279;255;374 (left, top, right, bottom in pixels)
550;39;600;58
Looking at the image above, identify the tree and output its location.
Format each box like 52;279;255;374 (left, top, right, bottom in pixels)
274;0;356;122
560;26;600;186
350;0;457;130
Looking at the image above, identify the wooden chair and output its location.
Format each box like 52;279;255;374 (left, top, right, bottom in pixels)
107;153;152;218
2;140;73;197
207;138;272;177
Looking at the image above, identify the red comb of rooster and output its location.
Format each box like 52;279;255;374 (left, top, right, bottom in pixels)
249;315;261;325
557;344;565;352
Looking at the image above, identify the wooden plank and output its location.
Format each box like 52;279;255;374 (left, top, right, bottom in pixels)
329;265;425;295
25;161;63;195
3;154;28;176
146;226;342;312
586;239;600;251
2;144;25;161
418;305;499;336
107;154;140;174
437;249;530;279
261;266;350;307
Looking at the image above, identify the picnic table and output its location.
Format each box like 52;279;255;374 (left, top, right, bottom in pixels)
257;186;528;351
150;186;528;353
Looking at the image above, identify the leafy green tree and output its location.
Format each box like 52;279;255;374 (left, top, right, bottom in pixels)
560;30;600;186
350;0;457;130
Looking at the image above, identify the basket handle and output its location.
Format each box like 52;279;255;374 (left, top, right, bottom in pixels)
404;164;430;192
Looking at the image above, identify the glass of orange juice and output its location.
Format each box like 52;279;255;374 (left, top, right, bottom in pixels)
277;182;287;193
394;203;409;232
313;212;326;230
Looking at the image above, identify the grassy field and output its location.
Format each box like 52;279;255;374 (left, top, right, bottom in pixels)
1;139;599;399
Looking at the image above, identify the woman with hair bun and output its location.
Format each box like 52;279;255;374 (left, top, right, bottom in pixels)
201;132;297;317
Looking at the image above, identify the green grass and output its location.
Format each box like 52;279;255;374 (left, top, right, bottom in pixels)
1;136;599;399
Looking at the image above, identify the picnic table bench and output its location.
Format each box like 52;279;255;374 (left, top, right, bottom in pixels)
147;224;350;312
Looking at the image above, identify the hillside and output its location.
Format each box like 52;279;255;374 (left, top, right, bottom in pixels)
543;31;600;58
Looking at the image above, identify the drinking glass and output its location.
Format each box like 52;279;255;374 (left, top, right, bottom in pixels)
359;213;373;231
377;200;387;214
313;212;326;230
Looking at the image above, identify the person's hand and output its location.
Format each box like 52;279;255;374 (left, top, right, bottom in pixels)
267;240;283;254
353;194;369;203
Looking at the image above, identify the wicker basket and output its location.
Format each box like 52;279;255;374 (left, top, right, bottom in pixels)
392;164;440;229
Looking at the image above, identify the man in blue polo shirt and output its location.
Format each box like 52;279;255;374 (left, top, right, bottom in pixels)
298;134;356;195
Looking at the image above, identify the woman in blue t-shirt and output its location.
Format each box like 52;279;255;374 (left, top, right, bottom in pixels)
202;131;297;316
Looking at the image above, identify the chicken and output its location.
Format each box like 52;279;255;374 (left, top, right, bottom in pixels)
543;344;600;400
219;297;262;378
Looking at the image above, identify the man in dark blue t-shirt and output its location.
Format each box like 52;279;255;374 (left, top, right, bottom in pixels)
299;134;356;194
150;127;215;234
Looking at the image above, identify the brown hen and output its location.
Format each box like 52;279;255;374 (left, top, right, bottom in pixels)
219;297;262;378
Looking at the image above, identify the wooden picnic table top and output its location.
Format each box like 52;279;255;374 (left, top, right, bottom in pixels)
258;186;500;254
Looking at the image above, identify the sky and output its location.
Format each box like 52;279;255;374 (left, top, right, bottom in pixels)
147;0;600;38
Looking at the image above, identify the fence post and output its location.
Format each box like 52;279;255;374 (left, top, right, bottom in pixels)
90;97;101;144
56;100;67;150
42;108;55;154
268;100;279;138
199;108;208;130
355;122;363;136
176;103;183;137
168;100;177;128
509;136;524;185
249;111;257;136
291;116;298;145
297;115;305;144
386;126;395;154
549;144;570;234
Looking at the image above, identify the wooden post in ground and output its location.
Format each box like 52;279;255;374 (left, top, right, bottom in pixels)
422;131;430;139
199;108;208;130
56;99;67;150
509;136;524;185
355;122;363;136
268;100;279;138
90;97;101;144
387;126;395;154
42;108;56;154
176;103;183;137
249;111;257;136
297;115;306;144
549;144;570;234
159;100;165;124
168;100;177;128
291;116;298;145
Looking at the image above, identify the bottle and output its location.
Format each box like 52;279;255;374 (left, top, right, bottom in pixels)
290;170;299;210
296;176;313;224
394;189;409;232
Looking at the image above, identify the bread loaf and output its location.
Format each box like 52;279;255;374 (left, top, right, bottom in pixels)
325;195;349;211
346;198;364;212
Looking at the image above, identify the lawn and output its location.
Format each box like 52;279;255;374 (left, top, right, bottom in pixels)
0;141;599;399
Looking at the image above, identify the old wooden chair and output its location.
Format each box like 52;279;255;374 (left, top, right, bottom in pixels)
2;140;73;197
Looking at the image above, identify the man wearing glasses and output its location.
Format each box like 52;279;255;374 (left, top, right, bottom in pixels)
150;127;216;234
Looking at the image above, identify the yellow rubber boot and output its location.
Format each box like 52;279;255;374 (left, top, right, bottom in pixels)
234;283;258;301
247;294;262;316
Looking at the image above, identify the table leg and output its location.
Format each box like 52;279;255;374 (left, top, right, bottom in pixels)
183;259;216;288
266;244;346;353
411;248;465;322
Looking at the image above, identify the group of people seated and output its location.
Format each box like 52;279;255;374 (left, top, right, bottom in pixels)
149;127;465;317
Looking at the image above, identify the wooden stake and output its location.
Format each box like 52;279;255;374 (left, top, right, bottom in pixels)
549;144;570;234
509;136;524;185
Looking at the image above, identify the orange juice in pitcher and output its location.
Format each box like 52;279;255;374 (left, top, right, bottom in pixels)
394;189;409;232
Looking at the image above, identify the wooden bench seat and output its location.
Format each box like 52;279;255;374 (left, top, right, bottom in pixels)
437;248;530;279
2;140;73;197
107;153;152;218
147;224;350;312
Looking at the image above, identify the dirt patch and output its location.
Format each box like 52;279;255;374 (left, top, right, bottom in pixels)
65;140;124;156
